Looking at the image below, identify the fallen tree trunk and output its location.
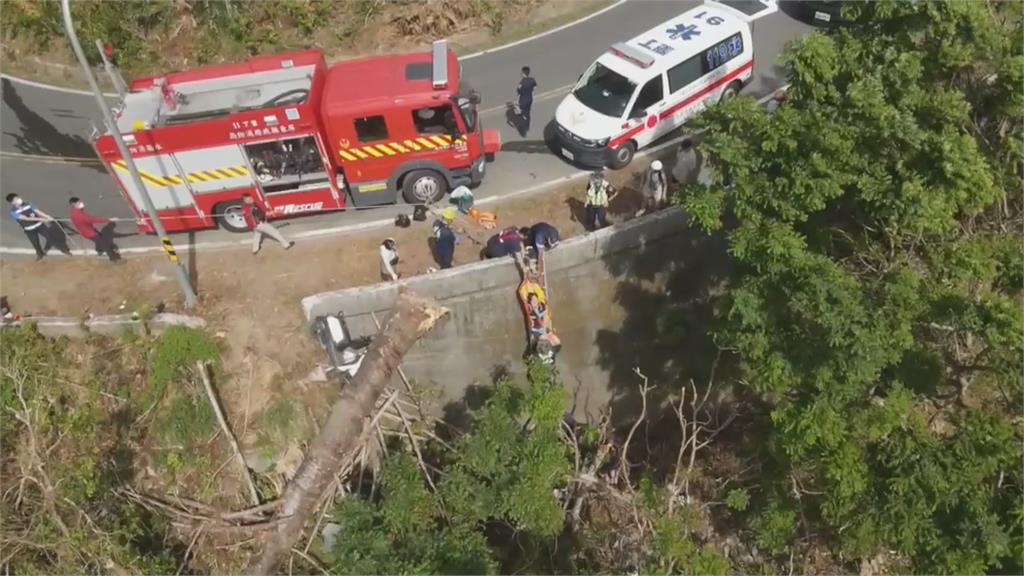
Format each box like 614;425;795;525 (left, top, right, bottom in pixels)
250;290;448;574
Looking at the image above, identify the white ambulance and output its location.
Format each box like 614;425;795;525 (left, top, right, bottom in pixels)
553;0;777;169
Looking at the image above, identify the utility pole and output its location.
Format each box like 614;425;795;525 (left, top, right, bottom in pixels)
61;0;197;308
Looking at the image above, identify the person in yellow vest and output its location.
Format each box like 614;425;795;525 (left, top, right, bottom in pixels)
584;170;617;230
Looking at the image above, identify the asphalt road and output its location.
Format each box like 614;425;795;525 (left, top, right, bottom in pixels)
0;0;811;251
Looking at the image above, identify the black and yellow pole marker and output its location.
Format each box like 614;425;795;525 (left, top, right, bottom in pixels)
161;237;179;263
62;0;198;307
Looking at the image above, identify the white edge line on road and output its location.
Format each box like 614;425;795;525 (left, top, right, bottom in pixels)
460;0;628;60
0;87;789;257
479;83;574;115
1;72;118;97
1;0;627;97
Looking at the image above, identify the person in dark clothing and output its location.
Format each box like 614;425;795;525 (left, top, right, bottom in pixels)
519;222;561;252
69;197;121;262
516;66;537;136
484;226;524;259
6;193;68;260
433;219;457;269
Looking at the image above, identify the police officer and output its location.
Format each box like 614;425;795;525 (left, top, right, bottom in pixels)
516;66;537;136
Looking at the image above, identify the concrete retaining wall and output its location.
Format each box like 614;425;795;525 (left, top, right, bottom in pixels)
302;207;687;326
301;208;694;411
3;313;206;339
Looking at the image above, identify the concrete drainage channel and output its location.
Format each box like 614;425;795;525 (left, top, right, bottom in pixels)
3;313;206;338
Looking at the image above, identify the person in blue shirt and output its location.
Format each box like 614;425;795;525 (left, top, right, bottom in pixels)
519;222;561;252
6;193;68;260
433;219;458;269
515;66;537;136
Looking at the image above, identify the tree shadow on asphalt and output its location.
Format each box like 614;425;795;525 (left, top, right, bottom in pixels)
1;78;105;171
593;209;739;430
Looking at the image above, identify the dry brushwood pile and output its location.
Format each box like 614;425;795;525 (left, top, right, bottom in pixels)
0;294;744;574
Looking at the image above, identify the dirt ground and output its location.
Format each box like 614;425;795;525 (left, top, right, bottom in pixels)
0;163;652;435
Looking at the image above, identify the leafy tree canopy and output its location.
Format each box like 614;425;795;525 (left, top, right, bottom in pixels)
682;0;1022;572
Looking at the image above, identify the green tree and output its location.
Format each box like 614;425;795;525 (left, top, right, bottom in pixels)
681;1;1022;572
0;325;179;573
325;361;570;574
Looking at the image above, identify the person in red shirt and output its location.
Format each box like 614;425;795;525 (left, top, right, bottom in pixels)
242;193;293;255
68;197;121;262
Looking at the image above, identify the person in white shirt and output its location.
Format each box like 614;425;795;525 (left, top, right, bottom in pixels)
379;238;400;282
671;139;701;186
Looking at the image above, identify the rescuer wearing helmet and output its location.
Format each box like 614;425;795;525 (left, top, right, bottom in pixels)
432;208;459;270
584;170;616;231
638;159;668;216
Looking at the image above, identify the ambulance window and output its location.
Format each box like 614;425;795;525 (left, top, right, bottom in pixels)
668;55;704;93
412;105;455;135
355;115;389;143
629;76;664;118
572;61;637;118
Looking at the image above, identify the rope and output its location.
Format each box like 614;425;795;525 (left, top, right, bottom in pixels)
16;199;446;225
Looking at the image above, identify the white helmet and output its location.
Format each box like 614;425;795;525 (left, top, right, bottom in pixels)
651;160;663;171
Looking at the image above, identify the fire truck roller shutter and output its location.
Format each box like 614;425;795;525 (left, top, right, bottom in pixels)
110;155;196;211
172;145;254;194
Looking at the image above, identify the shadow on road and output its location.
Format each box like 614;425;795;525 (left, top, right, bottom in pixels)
1;78;104;171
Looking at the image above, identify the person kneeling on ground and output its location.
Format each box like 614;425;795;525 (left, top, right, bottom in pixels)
519;222;560;253
484;226;524;261
69;197;122;263
242;193;293;255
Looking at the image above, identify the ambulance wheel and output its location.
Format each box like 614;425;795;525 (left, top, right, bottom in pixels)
720;81;742;103
402;169;447;204
608;141;636;170
215;200;248;233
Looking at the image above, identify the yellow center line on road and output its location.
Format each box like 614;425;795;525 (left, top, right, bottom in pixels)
1;150;102;165
479;83;575;116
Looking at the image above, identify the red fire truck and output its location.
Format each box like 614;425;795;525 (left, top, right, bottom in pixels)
94;41;501;233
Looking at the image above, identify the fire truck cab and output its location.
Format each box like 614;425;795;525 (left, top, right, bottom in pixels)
95;41;501;233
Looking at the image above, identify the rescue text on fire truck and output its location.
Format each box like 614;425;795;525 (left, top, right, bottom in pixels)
94;40;502;234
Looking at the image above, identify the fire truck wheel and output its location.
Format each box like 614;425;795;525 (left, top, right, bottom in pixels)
608;141;636;170
401;169;448;204
214;200;249;233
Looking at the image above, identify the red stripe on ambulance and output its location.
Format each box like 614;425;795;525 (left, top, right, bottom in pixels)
608;59;754;150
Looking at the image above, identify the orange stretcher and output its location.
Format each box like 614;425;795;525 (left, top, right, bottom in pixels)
517;276;561;363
